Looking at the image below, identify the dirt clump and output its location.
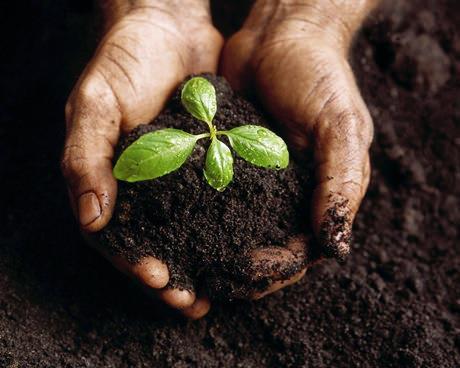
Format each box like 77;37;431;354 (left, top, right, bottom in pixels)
99;75;314;299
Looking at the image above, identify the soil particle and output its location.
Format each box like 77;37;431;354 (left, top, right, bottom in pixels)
318;197;352;262
403;198;425;238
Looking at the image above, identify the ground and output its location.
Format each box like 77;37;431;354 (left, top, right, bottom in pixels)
0;0;458;367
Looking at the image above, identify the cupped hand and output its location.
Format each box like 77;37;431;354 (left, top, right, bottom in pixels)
61;1;223;319
222;0;377;296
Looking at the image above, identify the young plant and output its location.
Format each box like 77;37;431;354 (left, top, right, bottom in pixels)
113;77;289;191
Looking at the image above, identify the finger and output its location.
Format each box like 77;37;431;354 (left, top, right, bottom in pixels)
157;287;196;310
85;229;196;311
61;72;123;232
180;295;211;320
87;222;193;310
83;233;170;289
251;247;300;280
107;251;196;311
220;0;287;92
252;268;306;300
220;29;257;92
250;235;308;280
312;107;373;261
248;235;308;298
111;256;170;289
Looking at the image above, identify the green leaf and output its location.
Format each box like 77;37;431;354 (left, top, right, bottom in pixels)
181;77;217;124
226;125;289;169
204;138;234;191
113;128;198;182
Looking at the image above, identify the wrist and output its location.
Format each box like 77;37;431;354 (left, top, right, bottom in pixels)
245;0;379;50
99;0;211;27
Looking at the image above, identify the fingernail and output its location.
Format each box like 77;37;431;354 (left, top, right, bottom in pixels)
78;192;102;227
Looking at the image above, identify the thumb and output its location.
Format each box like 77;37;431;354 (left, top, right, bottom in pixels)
61;77;121;232
312;106;372;261
220;29;257;92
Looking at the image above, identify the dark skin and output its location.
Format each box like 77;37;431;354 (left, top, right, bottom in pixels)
62;0;377;319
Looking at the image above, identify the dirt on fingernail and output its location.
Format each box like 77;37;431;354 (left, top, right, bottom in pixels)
319;197;353;262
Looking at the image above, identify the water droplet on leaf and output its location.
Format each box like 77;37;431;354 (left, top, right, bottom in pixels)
257;129;268;137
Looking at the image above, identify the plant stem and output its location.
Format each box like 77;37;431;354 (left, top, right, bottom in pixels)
216;131;228;136
209;124;217;140
195;132;210;140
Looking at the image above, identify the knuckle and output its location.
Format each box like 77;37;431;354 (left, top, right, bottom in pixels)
341;179;364;201
64;79;103;128
320;107;374;150
60;145;88;181
76;79;102;107
66;76;120;132
336;110;369;137
74;77;118;116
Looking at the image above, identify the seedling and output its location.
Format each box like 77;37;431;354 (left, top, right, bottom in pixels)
113;77;289;191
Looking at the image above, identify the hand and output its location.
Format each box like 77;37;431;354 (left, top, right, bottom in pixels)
222;0;377;295
61;0;223;319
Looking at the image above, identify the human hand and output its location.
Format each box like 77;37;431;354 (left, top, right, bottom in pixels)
61;0;223;319
222;0;377;296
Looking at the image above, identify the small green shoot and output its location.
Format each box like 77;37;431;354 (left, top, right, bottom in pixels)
113;77;289;191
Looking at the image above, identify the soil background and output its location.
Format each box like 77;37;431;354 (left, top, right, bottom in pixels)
0;0;459;367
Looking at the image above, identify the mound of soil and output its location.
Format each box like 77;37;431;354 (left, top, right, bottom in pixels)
99;75;313;298
0;0;458;367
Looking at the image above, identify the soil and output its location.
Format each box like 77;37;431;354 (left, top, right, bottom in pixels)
99;75;313;298
0;0;459;367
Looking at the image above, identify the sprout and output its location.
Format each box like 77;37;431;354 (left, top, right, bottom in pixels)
113;77;289;191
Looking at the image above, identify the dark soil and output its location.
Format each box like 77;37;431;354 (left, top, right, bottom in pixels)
99;75;313;298
0;0;459;367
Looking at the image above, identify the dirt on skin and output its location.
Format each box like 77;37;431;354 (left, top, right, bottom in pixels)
0;0;459;367
99;75;314;299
